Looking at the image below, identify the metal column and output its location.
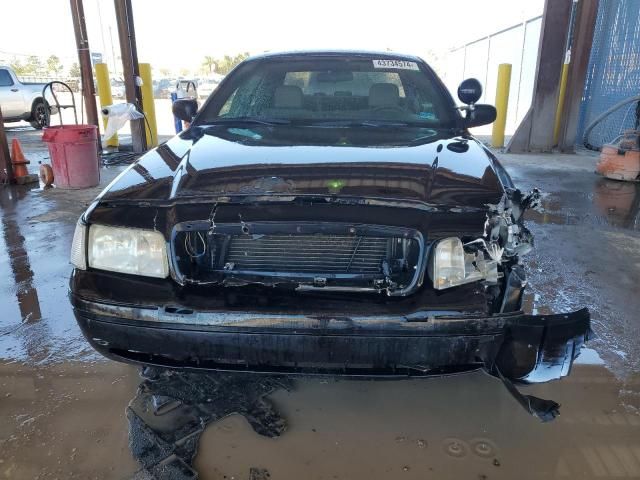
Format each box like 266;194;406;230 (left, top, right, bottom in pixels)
557;0;600;152
506;0;573;152
70;0;101;134
114;0;147;153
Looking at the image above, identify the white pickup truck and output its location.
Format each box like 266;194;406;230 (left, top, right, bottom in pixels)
0;66;57;129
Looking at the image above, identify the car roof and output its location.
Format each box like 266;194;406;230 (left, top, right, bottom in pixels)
245;50;425;63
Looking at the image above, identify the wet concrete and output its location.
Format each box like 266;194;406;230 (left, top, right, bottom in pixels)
499;152;640;377
1;129;640;478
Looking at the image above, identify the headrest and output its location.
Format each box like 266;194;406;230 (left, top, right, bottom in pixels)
274;85;304;108
368;83;400;107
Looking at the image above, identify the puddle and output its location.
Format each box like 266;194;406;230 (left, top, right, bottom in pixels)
0;184;99;365
524;178;640;231
0;186;43;328
0;362;140;479
2;357;638;479
186;359;638;480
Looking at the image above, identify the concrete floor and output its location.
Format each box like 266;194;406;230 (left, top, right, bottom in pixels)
1;127;640;479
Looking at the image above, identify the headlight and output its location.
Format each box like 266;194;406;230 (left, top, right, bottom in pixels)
88;225;169;278
429;237;498;290
70;220;87;270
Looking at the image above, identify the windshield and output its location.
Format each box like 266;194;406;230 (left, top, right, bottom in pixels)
198;57;456;127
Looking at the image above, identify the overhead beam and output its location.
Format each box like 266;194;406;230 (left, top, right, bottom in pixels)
114;0;147;153
70;0;100;135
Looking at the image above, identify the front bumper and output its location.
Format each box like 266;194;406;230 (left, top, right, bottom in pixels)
71;294;592;380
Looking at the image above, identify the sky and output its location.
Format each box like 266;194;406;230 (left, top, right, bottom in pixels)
0;0;544;76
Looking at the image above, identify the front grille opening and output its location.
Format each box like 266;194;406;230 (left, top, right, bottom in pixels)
172;223;423;295
226;235;389;273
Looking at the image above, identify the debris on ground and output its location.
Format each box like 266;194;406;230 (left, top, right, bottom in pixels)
127;367;291;480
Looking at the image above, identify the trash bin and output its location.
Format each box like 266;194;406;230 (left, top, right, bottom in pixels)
42;125;99;189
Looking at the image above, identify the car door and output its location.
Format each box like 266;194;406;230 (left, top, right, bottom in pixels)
0;68;25;118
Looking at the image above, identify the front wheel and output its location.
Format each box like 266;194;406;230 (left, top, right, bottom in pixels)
29;100;50;130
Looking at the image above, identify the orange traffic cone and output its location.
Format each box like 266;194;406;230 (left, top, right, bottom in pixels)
11;139;30;178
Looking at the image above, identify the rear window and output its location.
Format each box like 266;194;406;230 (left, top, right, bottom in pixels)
200;58;455;127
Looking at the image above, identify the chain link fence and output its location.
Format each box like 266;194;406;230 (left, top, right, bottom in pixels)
577;0;640;150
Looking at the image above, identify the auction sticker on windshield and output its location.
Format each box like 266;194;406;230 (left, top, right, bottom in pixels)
372;59;419;70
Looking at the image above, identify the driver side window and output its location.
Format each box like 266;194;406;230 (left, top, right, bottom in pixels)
0;69;14;87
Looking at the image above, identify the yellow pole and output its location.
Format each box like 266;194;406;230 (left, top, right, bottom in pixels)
139;63;158;148
553;62;570;146
94;63;118;148
491;63;512;148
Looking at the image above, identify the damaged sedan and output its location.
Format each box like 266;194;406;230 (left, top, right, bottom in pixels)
70;51;591;415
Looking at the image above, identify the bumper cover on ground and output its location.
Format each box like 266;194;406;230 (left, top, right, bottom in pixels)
71;294;592;381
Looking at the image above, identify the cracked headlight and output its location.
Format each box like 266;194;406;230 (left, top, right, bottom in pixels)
88;225;169;278
429;237;498;290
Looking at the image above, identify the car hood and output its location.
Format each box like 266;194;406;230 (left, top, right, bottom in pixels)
100;126;504;208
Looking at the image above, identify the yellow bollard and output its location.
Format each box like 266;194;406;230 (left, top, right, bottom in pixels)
491;63;512;148
139;63;158;148
94;63;118;148
553;62;570;146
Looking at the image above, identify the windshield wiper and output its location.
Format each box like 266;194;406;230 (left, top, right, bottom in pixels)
308;120;409;128
204;117;291;126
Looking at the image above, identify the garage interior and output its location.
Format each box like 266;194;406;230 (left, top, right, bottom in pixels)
1;0;640;479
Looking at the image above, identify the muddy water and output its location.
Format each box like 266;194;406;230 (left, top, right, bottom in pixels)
0;362;139;479
1;354;639;479
195;356;640;480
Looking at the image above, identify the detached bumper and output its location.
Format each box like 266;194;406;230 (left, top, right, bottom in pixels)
70;294;592;380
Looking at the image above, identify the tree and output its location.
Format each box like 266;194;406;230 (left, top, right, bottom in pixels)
9;58;29;76
159;68;171;77
46;55;62;76
202;56;216;73
214;52;250;75
179;68;190;77
25;55;44;76
68;62;81;78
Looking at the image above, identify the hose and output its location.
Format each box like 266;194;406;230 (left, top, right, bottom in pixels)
583;94;640;151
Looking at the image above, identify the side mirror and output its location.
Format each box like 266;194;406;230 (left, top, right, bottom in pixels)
172;98;198;123
465;104;497;128
457;78;482;105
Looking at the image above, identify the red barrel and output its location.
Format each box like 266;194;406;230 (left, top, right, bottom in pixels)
42;125;99;189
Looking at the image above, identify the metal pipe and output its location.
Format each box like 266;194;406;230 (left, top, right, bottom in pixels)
553;61;570;145
492;63;512;148
139;63;158;148
95;63;118;148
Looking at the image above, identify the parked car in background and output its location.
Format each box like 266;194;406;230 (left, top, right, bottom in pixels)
70;51;590;397
173;79;198;99
198;78;220;99
0;65;58;129
153;78;172;99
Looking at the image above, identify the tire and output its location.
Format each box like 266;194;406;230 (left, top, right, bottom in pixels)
29;99;50;130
